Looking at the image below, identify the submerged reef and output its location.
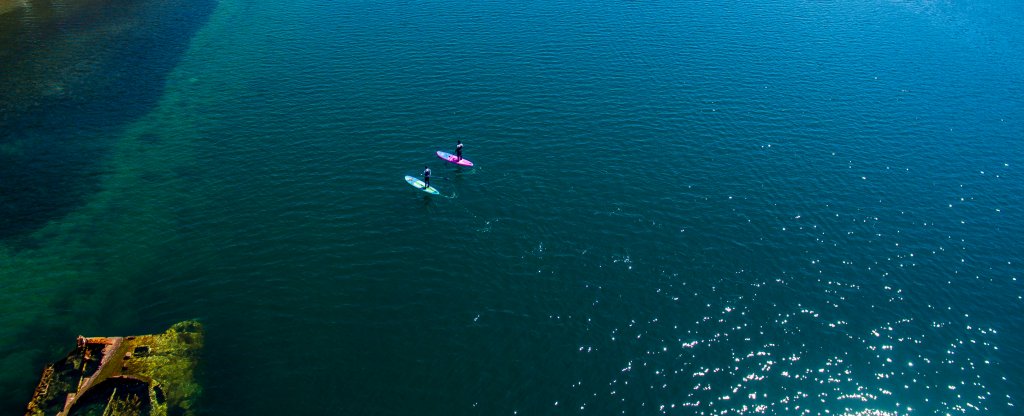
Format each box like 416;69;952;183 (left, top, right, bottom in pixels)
24;321;203;416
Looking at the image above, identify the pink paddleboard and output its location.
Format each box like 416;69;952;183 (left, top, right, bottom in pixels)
436;151;474;167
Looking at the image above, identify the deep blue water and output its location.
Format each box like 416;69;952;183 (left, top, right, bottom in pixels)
1;0;1022;414
0;0;217;238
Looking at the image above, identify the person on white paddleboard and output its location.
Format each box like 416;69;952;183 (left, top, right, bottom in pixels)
423;166;432;188
455;140;464;161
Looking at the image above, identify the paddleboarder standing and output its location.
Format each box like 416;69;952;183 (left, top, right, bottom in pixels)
423;166;432;188
455;140;464;161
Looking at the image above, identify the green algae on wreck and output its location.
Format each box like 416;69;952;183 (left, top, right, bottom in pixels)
24;321;203;416
0;0;19;15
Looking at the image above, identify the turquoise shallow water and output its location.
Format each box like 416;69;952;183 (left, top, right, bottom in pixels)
2;0;1023;414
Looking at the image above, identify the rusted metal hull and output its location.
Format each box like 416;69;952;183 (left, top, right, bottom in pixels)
25;321;203;416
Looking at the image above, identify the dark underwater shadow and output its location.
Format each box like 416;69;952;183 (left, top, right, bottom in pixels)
0;0;218;243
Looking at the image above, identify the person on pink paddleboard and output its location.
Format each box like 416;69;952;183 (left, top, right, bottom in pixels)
455;140;464;161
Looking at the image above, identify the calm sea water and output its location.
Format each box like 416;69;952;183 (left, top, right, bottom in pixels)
2;0;1022;414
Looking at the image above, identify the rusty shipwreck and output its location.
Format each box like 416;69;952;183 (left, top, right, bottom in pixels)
25;320;203;416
